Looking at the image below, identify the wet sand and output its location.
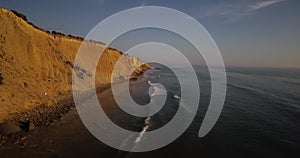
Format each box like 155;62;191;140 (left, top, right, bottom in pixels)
0;77;158;158
0;85;130;158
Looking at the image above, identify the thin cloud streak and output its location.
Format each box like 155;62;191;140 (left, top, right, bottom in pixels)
197;0;287;23
250;0;286;11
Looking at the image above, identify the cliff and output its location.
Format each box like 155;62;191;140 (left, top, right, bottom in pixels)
0;8;149;123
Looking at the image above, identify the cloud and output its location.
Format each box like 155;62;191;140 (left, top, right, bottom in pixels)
198;0;287;23
250;0;286;11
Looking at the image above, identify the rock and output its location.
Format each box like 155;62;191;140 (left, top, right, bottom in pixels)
0;73;3;85
19;121;30;132
0;122;21;135
129;77;138;81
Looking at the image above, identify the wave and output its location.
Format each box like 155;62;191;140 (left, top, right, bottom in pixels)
144;75;156;79
144;116;150;125
227;82;269;96
150;67;162;71
151;86;167;96
228;83;300;109
135;117;151;144
147;80;155;86
147;80;167;97
173;94;181;99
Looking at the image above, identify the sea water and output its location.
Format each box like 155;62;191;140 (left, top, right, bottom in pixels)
109;64;300;157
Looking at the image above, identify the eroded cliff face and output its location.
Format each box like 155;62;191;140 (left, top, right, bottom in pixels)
0;8;149;123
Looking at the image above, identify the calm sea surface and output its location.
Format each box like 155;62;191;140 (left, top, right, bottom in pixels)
111;65;300;157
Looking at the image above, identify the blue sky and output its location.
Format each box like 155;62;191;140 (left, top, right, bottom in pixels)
0;0;299;68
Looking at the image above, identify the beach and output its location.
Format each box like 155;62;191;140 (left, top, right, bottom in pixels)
1;66;300;158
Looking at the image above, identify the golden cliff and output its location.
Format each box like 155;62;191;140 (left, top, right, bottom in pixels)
0;8;149;123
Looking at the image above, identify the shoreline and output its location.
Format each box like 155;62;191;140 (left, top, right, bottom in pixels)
0;84;121;158
0;68;149;145
0;76;148;157
0;84;114;157
0;83;111;137
0;83;115;150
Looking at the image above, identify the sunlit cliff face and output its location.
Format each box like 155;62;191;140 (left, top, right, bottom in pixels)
0;8;148;123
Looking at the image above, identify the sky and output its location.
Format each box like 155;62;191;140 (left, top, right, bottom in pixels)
0;0;299;68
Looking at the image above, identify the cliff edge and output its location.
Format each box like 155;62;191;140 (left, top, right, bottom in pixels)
0;8;149;124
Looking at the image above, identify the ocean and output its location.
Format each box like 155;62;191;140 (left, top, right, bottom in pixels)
104;64;300;157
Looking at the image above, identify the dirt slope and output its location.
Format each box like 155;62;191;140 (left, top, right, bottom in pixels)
0;8;148;123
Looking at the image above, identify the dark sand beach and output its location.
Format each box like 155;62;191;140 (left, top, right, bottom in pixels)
0;85;124;158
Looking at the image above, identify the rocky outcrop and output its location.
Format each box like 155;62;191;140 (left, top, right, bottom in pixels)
0;8;149;123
